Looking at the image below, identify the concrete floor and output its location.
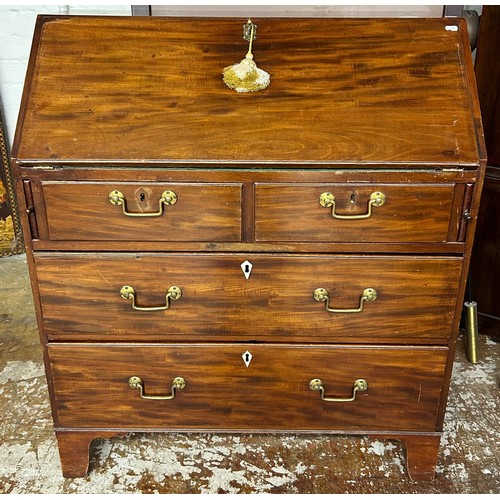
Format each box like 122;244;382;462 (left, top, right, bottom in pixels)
0;254;499;493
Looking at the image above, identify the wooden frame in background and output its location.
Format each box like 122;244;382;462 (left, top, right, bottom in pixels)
0;105;23;256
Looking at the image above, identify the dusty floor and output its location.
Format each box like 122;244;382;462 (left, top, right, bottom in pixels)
0;254;498;493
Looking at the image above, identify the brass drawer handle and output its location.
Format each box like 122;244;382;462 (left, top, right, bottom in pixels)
129;376;186;400
319;191;385;220
314;287;378;313
108;189;177;217
309;378;368;402
120;285;182;311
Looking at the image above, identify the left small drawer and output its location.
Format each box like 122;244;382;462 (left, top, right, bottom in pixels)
35;181;243;242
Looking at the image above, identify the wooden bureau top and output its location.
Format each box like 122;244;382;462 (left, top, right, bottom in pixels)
13;16;484;167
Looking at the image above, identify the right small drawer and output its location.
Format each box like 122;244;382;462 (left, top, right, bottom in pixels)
254;183;458;243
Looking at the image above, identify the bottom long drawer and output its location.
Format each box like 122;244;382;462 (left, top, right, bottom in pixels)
48;344;448;432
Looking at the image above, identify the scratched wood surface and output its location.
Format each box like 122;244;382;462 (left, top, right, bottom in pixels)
47;343;448;431
14;16;480;166
40;181;243;242
22;168;473;251
2;255;498;489
254;182;458;243
9;15;487;482
35;253;462;344
34;180;461;244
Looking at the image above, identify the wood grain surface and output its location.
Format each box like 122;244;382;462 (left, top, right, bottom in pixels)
35;253;462;343
10;15;487;481
41;181;242;241
34;180;463;244
13;16;481;166
255;183;457;242
22;167;474;250
48;343;448;431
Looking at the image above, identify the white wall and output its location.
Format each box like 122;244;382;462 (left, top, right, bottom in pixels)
151;5;446;17
0;5;131;147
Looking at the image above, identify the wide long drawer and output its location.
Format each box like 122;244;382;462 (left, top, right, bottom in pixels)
38;181;243;242
255;183;458;243
35;253;462;343
48;343;448;432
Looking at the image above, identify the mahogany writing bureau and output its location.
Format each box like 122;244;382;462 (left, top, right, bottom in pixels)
12;16;485;479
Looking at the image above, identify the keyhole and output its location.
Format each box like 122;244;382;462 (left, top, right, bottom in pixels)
140;192;146;202
350;192;357;204
241;260;252;279
242;350;252;367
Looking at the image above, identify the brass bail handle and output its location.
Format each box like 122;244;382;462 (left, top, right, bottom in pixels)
314;287;378;314
120;285;182;312
108;189;177;217
129;376;186;400
319;191;386;220
309;378;368;402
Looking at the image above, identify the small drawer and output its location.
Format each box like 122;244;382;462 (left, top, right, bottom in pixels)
39;181;242;242
35;253;462;343
255;183;457;243
48;343;448;432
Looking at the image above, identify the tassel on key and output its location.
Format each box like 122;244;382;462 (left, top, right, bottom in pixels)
222;19;270;93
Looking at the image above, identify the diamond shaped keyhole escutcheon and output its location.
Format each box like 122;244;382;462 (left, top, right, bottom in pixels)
242;351;252;367
241;260;253;279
